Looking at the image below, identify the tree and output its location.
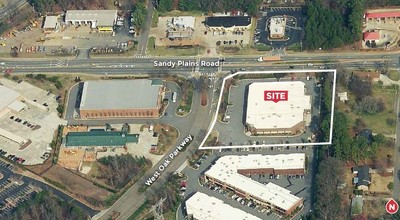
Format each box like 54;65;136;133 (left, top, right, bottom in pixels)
348;76;372;100
353;96;385;115
315;157;344;220
158;0;174;12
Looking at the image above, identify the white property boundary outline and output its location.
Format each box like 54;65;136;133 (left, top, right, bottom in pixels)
198;69;337;150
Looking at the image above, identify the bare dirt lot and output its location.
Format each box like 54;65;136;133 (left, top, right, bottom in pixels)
43;165;110;203
369;172;392;194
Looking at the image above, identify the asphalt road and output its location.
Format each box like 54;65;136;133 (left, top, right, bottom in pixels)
135;0;155;56
0;52;397;76
0;0;28;21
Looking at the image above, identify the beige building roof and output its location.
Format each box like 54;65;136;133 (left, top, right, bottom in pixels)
186;192;262;220
0;85;21;111
246;81;311;130
43;16;58;29
205;154;304;212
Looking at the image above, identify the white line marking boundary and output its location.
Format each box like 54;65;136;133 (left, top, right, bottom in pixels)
198;69;337;149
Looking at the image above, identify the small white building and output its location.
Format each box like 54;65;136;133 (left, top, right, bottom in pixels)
338;92;348;102
172;16;195;29
43;16;59;33
269;16;286;39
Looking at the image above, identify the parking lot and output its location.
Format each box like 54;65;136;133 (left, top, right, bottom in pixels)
0;79;66;165
213;74;322;148
0;161;39;217
179;148;316;220
255;7;304;50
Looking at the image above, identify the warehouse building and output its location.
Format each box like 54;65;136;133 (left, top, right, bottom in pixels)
65;10;118;32
204;154;305;216
64;130;139;148
269;16;286;39
186;192;262;220
205;16;251;31
79;79;164;119
246;81;311;135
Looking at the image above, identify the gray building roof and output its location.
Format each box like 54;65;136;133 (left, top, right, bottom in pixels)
43;16;58;29
79;79;162;111
65;10;117;27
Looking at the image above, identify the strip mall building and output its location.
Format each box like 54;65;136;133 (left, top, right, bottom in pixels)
204;154;305;216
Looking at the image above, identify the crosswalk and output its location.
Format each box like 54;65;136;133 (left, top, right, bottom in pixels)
50;59;68;67
270;49;286;57
269;7;301;12
134;55;149;58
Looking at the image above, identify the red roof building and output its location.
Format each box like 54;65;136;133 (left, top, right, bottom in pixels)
365;12;400;19
363;32;380;41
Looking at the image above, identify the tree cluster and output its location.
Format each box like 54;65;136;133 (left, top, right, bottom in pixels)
97;154;150;189
157;0;262;15
131;1;147;30
8;191;87;220
314;157;344;220
353;96;385;115
304;0;365;50
29;0;109;13
147;174;182;213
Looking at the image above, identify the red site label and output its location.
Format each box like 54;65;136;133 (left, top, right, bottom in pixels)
264;91;288;103
386;198;399;214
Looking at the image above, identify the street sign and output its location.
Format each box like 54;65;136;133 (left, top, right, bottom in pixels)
386;198;399;214
264;90;288;103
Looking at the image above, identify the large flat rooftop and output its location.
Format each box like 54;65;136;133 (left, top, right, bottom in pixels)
186;192;262;220
205;154;304;211
79;80;162;111
246;81;311;130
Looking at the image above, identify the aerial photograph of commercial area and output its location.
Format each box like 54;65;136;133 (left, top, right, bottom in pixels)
1;0;400;220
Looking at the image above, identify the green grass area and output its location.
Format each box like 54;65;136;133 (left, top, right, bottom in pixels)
151;9;159;28
164;211;176;220
147;37;205;56
176;82;194;116
127;200;150;220
340;85;397;134
254;43;273;51
160;10;205;17
387;70;400;81
286;43;302;52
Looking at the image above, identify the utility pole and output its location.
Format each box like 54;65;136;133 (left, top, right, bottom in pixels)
148;198;166;220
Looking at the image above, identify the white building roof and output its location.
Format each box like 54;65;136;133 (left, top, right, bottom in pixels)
43;16;58;29
186;192;262;220
80;79;162;110
246;81;311;130
269;16;286;36
172;16;195;29
65;10;117;27
8;100;27;112
205;154;304;211
0;85;20;111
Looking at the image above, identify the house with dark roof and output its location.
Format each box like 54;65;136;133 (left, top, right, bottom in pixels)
358;129;373;144
205;16;251;31
352;166;371;191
